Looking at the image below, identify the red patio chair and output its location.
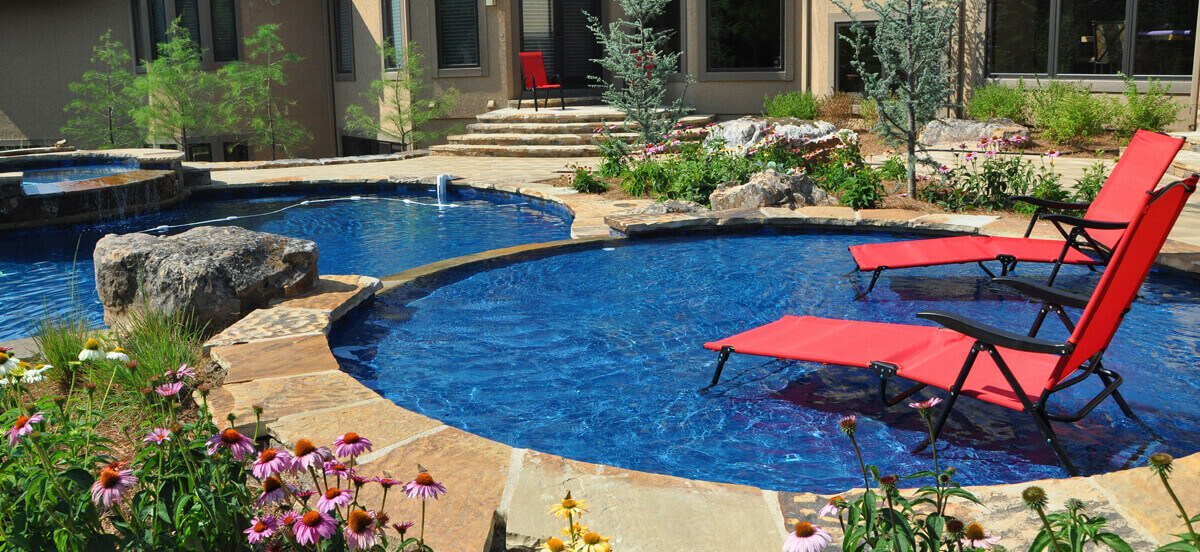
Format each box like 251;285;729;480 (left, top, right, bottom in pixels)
704;175;1198;474
851;130;1185;294
517;52;565;111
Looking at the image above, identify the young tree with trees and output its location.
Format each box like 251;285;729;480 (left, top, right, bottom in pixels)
61;30;144;149
587;0;692;145
835;0;958;196
133;21;220;158
343;41;459;151
220;23;311;160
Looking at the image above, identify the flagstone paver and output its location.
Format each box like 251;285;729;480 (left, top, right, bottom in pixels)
269;399;444;454
210;334;340;384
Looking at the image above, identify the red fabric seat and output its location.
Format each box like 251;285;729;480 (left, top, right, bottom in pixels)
704;176;1198;472
705;316;1060;410
849;130;1184;276
518;52;565;111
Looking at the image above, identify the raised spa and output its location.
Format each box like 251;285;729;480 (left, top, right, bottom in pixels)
331;231;1200;493
0;186;570;340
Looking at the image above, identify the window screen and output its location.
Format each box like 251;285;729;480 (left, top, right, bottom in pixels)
436;0;480;68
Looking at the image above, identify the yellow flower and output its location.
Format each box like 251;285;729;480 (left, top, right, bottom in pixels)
560;523;588;538
539;537;567;552
574;532;611;552
549;492;588;520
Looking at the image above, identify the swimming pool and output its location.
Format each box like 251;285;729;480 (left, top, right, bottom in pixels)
331;231;1200;493
0;186;571;340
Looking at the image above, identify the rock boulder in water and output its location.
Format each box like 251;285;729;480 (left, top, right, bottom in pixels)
93;226;318;334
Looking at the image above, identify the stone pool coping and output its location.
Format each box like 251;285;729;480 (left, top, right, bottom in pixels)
203;250;1200;552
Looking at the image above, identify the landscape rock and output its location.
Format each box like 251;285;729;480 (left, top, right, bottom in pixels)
635;200;706;215
709;169;834;211
919;118;1030;147
703;116;842;153
93;226;318;334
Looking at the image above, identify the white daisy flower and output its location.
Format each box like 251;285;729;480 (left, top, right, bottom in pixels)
106;348;130;363
0;352;18;375
79;338;104;362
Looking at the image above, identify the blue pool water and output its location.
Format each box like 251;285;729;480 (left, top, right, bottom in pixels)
331;231;1200;493
0;187;570;340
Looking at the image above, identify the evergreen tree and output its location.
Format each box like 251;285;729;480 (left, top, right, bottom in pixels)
587;0;692;145
133;20;220;157
343;41;459;150
835;0;958;196
220;23;311;160
61;30;143;149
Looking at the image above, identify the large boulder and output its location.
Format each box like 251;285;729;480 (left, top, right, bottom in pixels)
703;117;842;154
93;226;319;334
919;118;1030;147
709;169;835;211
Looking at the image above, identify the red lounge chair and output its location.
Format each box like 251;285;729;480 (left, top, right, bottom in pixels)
517;52;565;111
704;176;1198;474
851;130;1185;294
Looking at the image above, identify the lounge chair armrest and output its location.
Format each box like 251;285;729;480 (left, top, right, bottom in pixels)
1011;196;1091;211
991;277;1090;309
1039;214;1129;231
916;310;1074;355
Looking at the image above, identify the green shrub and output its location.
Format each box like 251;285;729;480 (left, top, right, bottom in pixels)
763;90;821;119
878;154;906;181
572;168;609;194
966;81;1028;124
859;98;879;128
1028;80;1114;145
1074;161;1108;202
819;91;855;126
1116;75;1180;137
925;152;1060;211
596;135;628;177
838;168;885;210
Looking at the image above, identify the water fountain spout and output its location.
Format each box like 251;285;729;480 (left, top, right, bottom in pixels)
436;174;451;205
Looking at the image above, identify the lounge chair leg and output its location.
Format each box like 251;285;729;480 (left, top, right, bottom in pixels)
1097;370;1135;418
856;267;887;299
702;346;734;392
913;345;981;454
1029;306;1051;337
1030;409;1079;476
977;261;997;278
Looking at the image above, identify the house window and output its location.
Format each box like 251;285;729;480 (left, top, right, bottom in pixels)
211;0;239;62
436;0;480;68
650;0;682;58
706;0;783;71
224;142;250;161
188;143;213;162
383;0;403;69
835;22;881;93
131;0;238;65
987;0;1196;77
333;0;355;74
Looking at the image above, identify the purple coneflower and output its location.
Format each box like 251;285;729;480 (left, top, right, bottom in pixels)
376;477;402;489
278;512;300;527
405;470;447;500
91;467;137;509
817;496;844;518
155;381;184;397
908;397;943;411
7;412;44;446
244;515;277;544
393;520;414;536
291;439;331;471
324;460;350;478
344;509;380;550
333;432;374;457
938;165;951;174
207;428;255;460
960;522;1001;549
293;511;337;546
252;448;294;479
837;414;857;437
317;487;353;512
782;522;831;552
143;427;171;444
964;151;977;161
256;476;287;507
293;489;317;503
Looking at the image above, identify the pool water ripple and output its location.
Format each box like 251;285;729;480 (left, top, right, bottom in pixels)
331;231;1200;493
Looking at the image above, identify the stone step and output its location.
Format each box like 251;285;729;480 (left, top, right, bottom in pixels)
1169;131;1200;153
446;132;639;146
505;95;604;109
476;107;715;125
466;114;715;134
1171;149;1200;178
429;144;600;157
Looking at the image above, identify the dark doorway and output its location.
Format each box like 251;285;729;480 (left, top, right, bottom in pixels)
520;0;603;89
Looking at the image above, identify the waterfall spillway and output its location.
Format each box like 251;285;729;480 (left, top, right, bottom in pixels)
436;174;451;205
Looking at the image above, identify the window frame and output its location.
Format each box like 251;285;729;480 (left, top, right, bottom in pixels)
985;0;1195;82
382;0;406;71
697;0;793;82
432;0;487;77
831;18;879;94
129;0;242;72
331;0;356;80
